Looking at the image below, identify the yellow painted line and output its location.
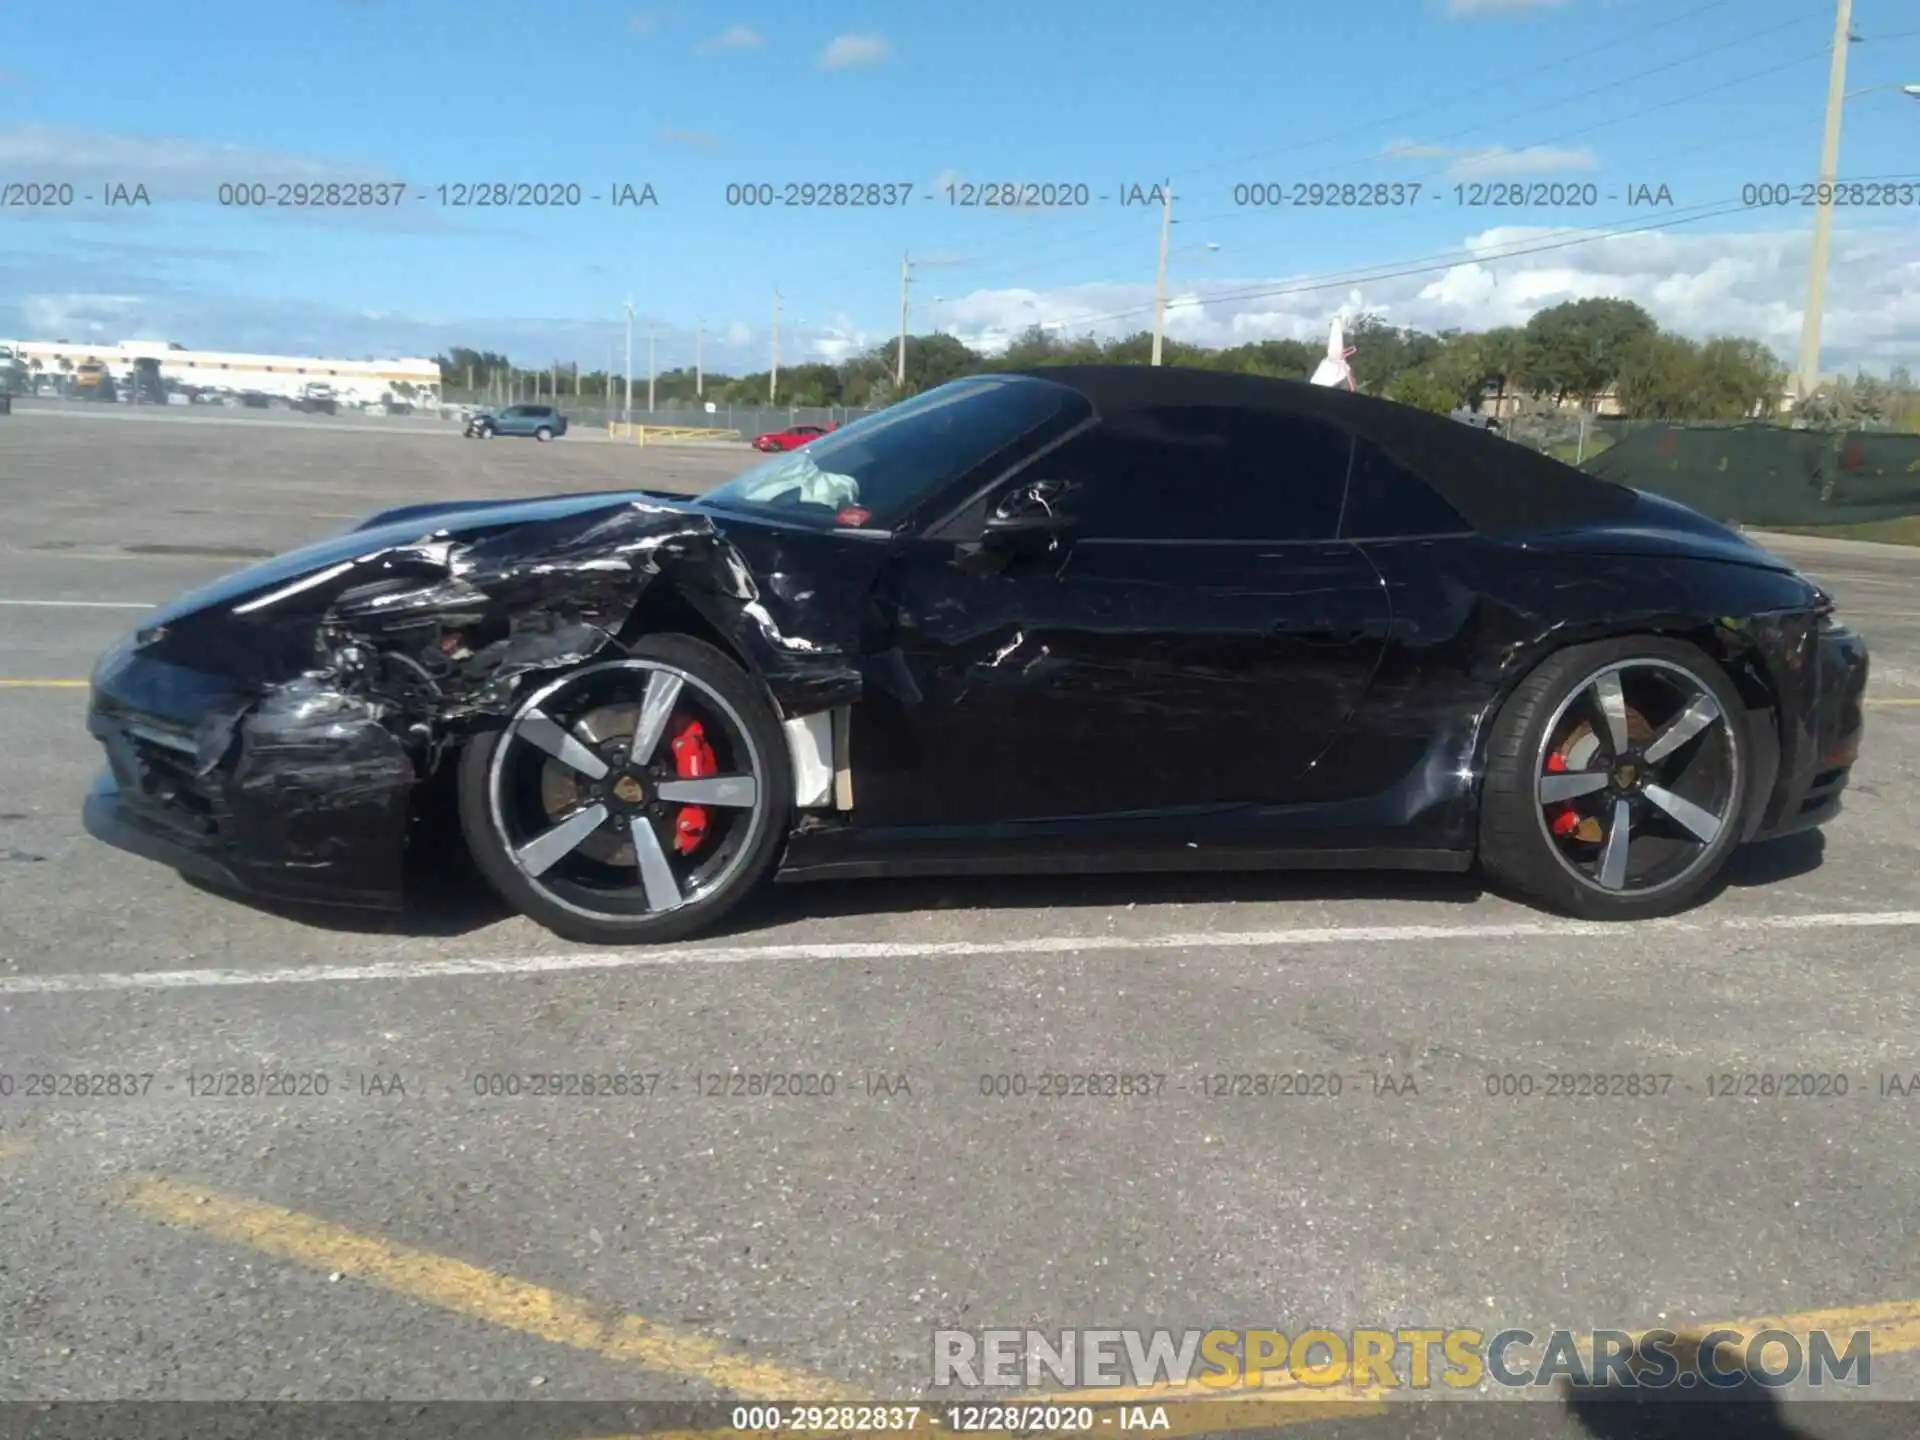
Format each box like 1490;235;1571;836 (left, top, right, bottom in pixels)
1867;697;1920;706
117;1176;839;1400
1676;1299;1920;1359
0;679;88;688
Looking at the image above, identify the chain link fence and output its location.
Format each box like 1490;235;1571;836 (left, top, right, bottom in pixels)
435;389;881;438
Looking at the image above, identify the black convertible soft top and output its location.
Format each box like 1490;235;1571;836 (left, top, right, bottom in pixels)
1002;365;1639;535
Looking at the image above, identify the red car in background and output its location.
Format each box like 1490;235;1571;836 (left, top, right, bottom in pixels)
751;422;837;452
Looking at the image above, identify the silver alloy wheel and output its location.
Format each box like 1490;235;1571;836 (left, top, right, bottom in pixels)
1532;657;1740;897
486;659;766;922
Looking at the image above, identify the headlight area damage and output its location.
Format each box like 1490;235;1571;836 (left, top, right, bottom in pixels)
85;499;862;910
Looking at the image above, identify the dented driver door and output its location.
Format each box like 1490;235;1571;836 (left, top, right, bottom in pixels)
849;506;1391;834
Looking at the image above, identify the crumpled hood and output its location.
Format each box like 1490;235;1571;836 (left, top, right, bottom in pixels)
122;488;871;726
146;491;675;627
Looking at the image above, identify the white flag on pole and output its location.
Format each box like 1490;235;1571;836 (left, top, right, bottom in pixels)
1309;317;1356;390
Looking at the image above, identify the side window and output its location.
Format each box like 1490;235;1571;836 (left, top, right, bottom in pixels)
1039;406;1351;542
1339;439;1471;539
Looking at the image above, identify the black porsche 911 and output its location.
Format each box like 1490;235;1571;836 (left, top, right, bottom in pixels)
84;367;1868;944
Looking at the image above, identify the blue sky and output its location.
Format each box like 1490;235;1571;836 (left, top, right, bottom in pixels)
2;0;1917;374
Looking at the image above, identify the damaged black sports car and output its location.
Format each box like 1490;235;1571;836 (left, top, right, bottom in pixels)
85;367;1869;943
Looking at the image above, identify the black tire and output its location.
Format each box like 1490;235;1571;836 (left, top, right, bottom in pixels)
457;634;792;945
535;426;553;442
1478;635;1750;920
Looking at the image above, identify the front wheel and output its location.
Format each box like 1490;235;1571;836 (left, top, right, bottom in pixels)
1478;637;1750;920
535;426;553;442
457;634;793;944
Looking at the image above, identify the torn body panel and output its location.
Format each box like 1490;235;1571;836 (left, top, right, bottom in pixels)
84;493;866;908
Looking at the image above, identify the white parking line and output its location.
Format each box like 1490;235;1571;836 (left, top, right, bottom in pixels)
0;599;153;609
4;909;1919;995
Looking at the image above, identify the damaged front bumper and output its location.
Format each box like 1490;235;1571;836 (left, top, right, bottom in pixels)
85;644;415;910
1747;619;1870;843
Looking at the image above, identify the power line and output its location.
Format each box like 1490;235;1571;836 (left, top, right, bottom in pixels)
1019;170;1920;338
947;40;1836;296
778;5;1828;317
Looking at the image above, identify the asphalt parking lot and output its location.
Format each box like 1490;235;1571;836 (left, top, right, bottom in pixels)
3;407;1919;1436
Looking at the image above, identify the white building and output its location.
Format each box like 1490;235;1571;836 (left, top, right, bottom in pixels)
0;337;442;405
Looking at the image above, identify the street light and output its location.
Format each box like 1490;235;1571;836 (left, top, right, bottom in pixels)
1795;0;1919;402
1156;241;1223;354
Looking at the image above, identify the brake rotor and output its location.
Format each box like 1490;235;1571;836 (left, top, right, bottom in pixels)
540;703;640;866
1550;709;1655;845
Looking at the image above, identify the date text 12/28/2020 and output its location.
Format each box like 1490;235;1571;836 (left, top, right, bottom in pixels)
1228;181;1678;208
212;181;659;208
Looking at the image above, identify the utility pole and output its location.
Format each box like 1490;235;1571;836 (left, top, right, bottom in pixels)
770;286;781;404
1797;0;1854;404
1150;181;1173;367
647;322;656;414
623;297;634;424
695;322;704;398
896;251;911;389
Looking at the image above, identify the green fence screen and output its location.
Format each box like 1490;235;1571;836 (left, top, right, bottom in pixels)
1578;423;1920;526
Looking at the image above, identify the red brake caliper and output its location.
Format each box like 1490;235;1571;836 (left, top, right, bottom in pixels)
669;720;717;855
1544;751;1582;836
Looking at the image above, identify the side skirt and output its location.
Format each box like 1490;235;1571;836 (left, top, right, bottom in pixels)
774;842;1473;884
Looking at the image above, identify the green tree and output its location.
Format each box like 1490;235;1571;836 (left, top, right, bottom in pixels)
1212;338;1319;379
900;333;979;393
1692;338;1785;421
1385;365;1463;415
1518;298;1658;405
1345;313;1443;396
1614;333;1704;420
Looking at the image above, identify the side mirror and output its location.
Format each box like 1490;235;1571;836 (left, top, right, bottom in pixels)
982;479;1078;548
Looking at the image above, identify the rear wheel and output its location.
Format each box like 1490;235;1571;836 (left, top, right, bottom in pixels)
1478;637;1749;919
535;426;553;442
457;635;791;944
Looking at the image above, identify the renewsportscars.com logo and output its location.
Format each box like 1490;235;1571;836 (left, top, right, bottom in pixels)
931;1327;1873;1392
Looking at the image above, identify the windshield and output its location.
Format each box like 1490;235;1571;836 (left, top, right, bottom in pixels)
698;375;1087;528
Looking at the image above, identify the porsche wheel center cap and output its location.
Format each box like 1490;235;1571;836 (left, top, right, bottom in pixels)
612;774;647;805
1611;761;1640;790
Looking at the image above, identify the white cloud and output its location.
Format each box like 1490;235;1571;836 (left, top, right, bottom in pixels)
1444;0;1569;16
21;293;144;338
1446;145;1599;178
725;321;752;347
1380;139;1456;159
806;314;871;362
819;33;889;70
925;225;1920;375
1382;139;1598;176
707;23;763;49
661;127;720;152
0;125;387;199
